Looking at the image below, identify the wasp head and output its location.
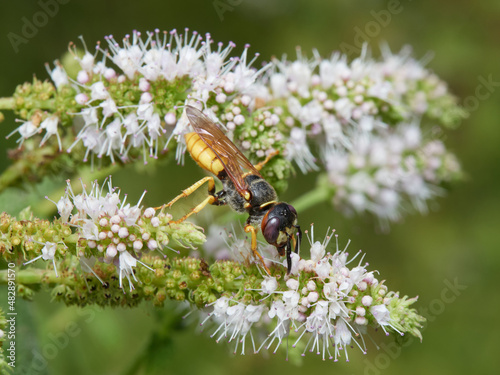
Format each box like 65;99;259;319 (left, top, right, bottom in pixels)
261;202;302;274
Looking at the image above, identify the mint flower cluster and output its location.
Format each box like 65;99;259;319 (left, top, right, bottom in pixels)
324;124;461;223
0;179;205;292
8;29;268;164
202;230;424;360
0;28;465;223
0;27;470;369
256;46;465;221
0;180;424;361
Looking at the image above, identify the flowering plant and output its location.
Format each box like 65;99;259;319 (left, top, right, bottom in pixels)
0;28;465;369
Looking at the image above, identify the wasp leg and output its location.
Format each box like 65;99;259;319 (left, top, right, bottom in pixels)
154;176;218;224
168;194;216;224
294;225;302;253
156;176;215;211
244;224;271;274
286;235;292;274
254;150;280;171
155;176;214;211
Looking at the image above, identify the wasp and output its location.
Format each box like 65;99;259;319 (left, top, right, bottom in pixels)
162;105;301;274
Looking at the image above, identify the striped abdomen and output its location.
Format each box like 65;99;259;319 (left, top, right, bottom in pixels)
185;132;227;177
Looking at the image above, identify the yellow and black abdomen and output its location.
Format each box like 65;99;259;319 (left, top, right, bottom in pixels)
185;132;227;178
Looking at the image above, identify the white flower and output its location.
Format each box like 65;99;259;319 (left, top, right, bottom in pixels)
334;97;354;120
285;252;301;275
77;70;90;84
319;55;351;88
81;220;99;240
333;319;352;351
315;258;332;278
402;123;422;149
140;50;163;81
23;242;60;277
99;98;118;119
54;195;73;223
270;73;287;98
117;250;154;291
322;114;350;149
80;126;103;162
270;52;317;99
282;290;300;319
98;118;123;162
285;278;299;291
207;298;264;353
118;251;138;291
90;81;109;101
72;37;96;73
120;203;143;226
310;241;325;262
75;93;89;105
13;30;270;166
213;296;229;316
259;300;291;353
370;304;391;326
286;127;318;173
7;120;38;146
287;60;313;98
105;35;143;79
244;305;264;323
46;62;69;88
226;46;270;94
287;97;323;126
362;295;373;306
261;277;278;295
82;107;99;125
40;242;57;260
146;113;164;157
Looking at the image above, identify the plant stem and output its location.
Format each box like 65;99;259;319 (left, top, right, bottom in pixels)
291;184;331;212
0;268;59;285
0;160;27;192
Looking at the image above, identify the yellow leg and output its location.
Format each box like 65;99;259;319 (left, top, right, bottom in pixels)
155;176;216;224
254;150;279;171
155;176;214;211
244;224;271;274
169;194;216;224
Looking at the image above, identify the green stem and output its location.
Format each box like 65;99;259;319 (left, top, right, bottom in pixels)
0;268;59;285
28;98;56;111
291;184;332;212
0;97;15;111
0;160;28;192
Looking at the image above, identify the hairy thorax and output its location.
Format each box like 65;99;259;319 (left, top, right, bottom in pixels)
222;174;278;225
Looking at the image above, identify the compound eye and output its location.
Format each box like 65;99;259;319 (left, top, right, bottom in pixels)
262;216;280;245
287;204;297;217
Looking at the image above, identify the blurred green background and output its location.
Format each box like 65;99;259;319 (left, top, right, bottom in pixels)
0;0;499;374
